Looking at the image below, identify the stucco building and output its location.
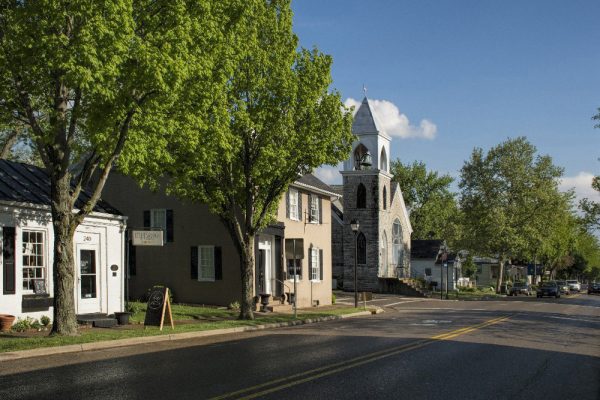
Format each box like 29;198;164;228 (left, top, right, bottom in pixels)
103;173;338;309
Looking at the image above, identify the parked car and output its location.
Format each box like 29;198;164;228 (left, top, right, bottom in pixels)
566;280;581;292
588;282;600;295
537;281;561;298
556;280;570;295
509;282;532;296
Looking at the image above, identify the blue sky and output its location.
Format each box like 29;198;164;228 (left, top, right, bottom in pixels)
292;0;600;202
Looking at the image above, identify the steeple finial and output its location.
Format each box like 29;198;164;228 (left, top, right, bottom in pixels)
363;84;367;98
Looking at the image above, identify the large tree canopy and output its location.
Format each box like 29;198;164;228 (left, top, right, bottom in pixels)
167;0;354;320
390;159;459;242
0;0;236;334
459;137;566;291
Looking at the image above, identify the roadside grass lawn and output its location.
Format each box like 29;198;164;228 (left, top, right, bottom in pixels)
453;289;503;300
0;302;366;353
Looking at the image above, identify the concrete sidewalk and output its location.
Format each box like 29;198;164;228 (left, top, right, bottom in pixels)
0;308;383;361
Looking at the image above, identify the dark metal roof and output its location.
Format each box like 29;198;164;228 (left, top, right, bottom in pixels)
411;240;444;259
0;159;122;215
295;174;339;196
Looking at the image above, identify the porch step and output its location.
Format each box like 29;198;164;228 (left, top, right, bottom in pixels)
92;318;118;328
77;313;118;328
266;303;293;313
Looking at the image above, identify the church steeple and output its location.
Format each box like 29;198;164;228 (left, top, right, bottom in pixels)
343;95;391;173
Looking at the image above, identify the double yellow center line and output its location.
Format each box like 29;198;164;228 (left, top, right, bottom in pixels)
210;314;512;400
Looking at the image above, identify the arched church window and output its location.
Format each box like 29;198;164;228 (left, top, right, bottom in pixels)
392;219;402;267
381;231;388;276
357;232;366;265
354;144;371;171
380;147;388;172
357;183;366;209
383;186;387;210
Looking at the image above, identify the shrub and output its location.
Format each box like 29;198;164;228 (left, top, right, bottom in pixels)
12;317;41;332
126;302;144;314
228;301;240;311
332;293;336;304
40;315;51;327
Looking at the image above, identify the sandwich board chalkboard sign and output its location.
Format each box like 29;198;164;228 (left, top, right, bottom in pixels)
144;286;174;330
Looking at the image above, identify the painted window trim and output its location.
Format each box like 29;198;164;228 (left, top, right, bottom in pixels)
286;258;302;281
21;229;47;294
197;245;215;282
310;247;320;282
309;195;320;224
288;188;300;221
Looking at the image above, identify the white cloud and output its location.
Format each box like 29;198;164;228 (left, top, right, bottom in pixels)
314;164;342;185
345;97;437;140
559;172;600;203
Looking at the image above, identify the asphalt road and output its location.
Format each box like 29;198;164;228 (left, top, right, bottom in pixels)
1;293;599;400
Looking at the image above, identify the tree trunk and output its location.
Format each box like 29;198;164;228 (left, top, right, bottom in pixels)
496;259;505;294
50;172;79;336
239;234;255;320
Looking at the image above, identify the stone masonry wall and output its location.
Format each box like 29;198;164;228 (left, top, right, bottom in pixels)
342;173;381;292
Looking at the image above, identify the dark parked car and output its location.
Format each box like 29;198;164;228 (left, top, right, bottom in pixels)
588;283;600;295
537;281;561;298
509;282;532;296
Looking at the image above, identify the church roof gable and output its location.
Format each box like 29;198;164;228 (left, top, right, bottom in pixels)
352;97;385;135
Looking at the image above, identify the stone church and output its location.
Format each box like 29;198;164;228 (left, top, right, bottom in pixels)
332;96;412;293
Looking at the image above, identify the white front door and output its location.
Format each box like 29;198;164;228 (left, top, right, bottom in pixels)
76;233;101;314
258;238;272;294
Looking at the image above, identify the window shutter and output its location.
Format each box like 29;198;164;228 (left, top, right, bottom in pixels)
298;192;303;222
308;194;313;222
166;209;174;242
318;197;323;224
319;249;324;281
286;190;290;219
128;240;137;276
191;246;198;280
143;210;150;228
2;227;16;295
214;246;222;280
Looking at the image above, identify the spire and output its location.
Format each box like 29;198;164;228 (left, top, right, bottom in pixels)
352;96;382;135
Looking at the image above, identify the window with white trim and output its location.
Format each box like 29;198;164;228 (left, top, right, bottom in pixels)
22;230;45;291
310;247;320;281
198;245;215;281
289;189;299;221
287;258;302;280
151;209;167;241
310;195;319;223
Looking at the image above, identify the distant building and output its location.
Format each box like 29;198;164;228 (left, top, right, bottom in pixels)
331;96;412;292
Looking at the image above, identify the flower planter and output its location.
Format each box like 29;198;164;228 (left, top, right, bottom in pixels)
0;314;16;332
114;312;131;325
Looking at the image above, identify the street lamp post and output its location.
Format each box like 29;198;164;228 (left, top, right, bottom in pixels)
350;219;360;308
440;246;448;300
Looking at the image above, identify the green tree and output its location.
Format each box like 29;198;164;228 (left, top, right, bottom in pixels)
390;160;460;242
0;1;234;335
167;0;353;320
579;176;599;231
579;109;600;230
461;254;478;279
459;137;565;292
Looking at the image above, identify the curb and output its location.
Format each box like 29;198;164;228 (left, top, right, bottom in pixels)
0;308;383;361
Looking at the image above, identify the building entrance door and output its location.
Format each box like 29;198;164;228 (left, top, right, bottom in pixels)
258;238;272;294
75;233;101;314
